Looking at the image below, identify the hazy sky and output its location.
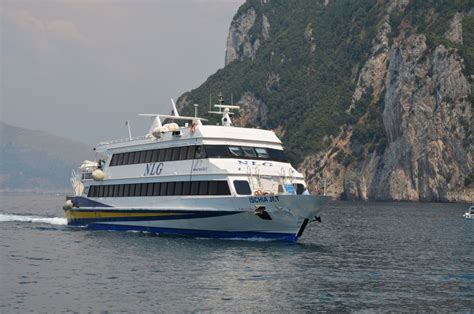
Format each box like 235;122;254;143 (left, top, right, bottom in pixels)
1;0;244;145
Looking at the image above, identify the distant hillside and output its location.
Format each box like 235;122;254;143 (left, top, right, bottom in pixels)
0;122;94;191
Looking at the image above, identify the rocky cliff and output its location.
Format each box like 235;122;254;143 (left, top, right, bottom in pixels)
177;0;473;202
301;3;473;202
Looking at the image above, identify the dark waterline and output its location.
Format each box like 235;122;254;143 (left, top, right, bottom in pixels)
0;194;472;312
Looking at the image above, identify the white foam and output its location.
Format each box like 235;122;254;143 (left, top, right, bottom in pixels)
0;214;67;225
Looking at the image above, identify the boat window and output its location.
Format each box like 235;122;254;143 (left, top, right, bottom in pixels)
109;144;288;166
134;184;141;197
190;181;200;195
115;154;123;166
199;181;209;195
186;146;196;159
242;146;257;158
172;147;180;161
195;145;207;159
123;184;130;196
294;183;305;195
278;184;285;194
118;184;128;197
234;180;252;195
87;186;95;197
217;181;231;195
146;183;154;196
129;184;136;196
157;149;165;162
174;181;183;195
89;181;232;197
145;150;153;163
268;149;287;162
113;184;120;197
153;183;161;196
229;146;244;157
179;146;188;160
118;184;125;197
206;145;231;158
160;182;168;196
182;181;191;195
208;181;218;195
137;184;144;197
133;151;141;164
131;184;138;197
108;185;114;197
139;151;147;164
167;181;175;195
255;147;270;159
151;149;160;162
165;148;173;161
127;152;134;165
140;183;148;196
90;185;97;197
121;153;129;165
110;154;118;166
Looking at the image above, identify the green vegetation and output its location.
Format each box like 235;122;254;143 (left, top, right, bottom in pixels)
398;0;472;48
351;93;387;156
178;0;472;165
464;172;474;186
179;0;383;164
462;15;474;75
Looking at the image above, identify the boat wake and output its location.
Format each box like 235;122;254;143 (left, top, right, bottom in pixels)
0;213;67;225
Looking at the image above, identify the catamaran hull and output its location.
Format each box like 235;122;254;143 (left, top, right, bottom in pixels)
64;195;329;242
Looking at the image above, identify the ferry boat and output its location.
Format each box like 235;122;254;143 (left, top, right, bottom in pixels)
63;96;330;241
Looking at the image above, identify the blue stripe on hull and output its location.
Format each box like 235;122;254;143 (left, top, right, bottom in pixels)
68;221;298;242
68;211;240;224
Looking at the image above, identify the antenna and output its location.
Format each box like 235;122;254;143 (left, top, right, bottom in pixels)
125;120;132;140
194;104;199;118
171;98;180;117
207;92;240;127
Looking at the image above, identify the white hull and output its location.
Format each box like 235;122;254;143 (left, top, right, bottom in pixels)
65;195;329;241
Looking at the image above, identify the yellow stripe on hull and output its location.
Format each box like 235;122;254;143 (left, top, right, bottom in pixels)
65;210;185;220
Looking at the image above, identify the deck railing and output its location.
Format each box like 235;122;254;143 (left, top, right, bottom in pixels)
97;135;151;146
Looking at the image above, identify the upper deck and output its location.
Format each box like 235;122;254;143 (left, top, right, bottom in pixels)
71;99;307;197
96;125;283;154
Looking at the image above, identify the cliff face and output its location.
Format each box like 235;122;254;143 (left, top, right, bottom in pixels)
302;4;473;202
177;0;473;202
225;7;270;65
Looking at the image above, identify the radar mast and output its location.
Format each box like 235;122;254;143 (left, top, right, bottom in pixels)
208;92;240;127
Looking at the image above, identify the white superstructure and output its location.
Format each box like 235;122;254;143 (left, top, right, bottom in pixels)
64;97;330;241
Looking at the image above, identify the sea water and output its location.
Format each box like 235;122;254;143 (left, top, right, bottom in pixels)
0;193;472;312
